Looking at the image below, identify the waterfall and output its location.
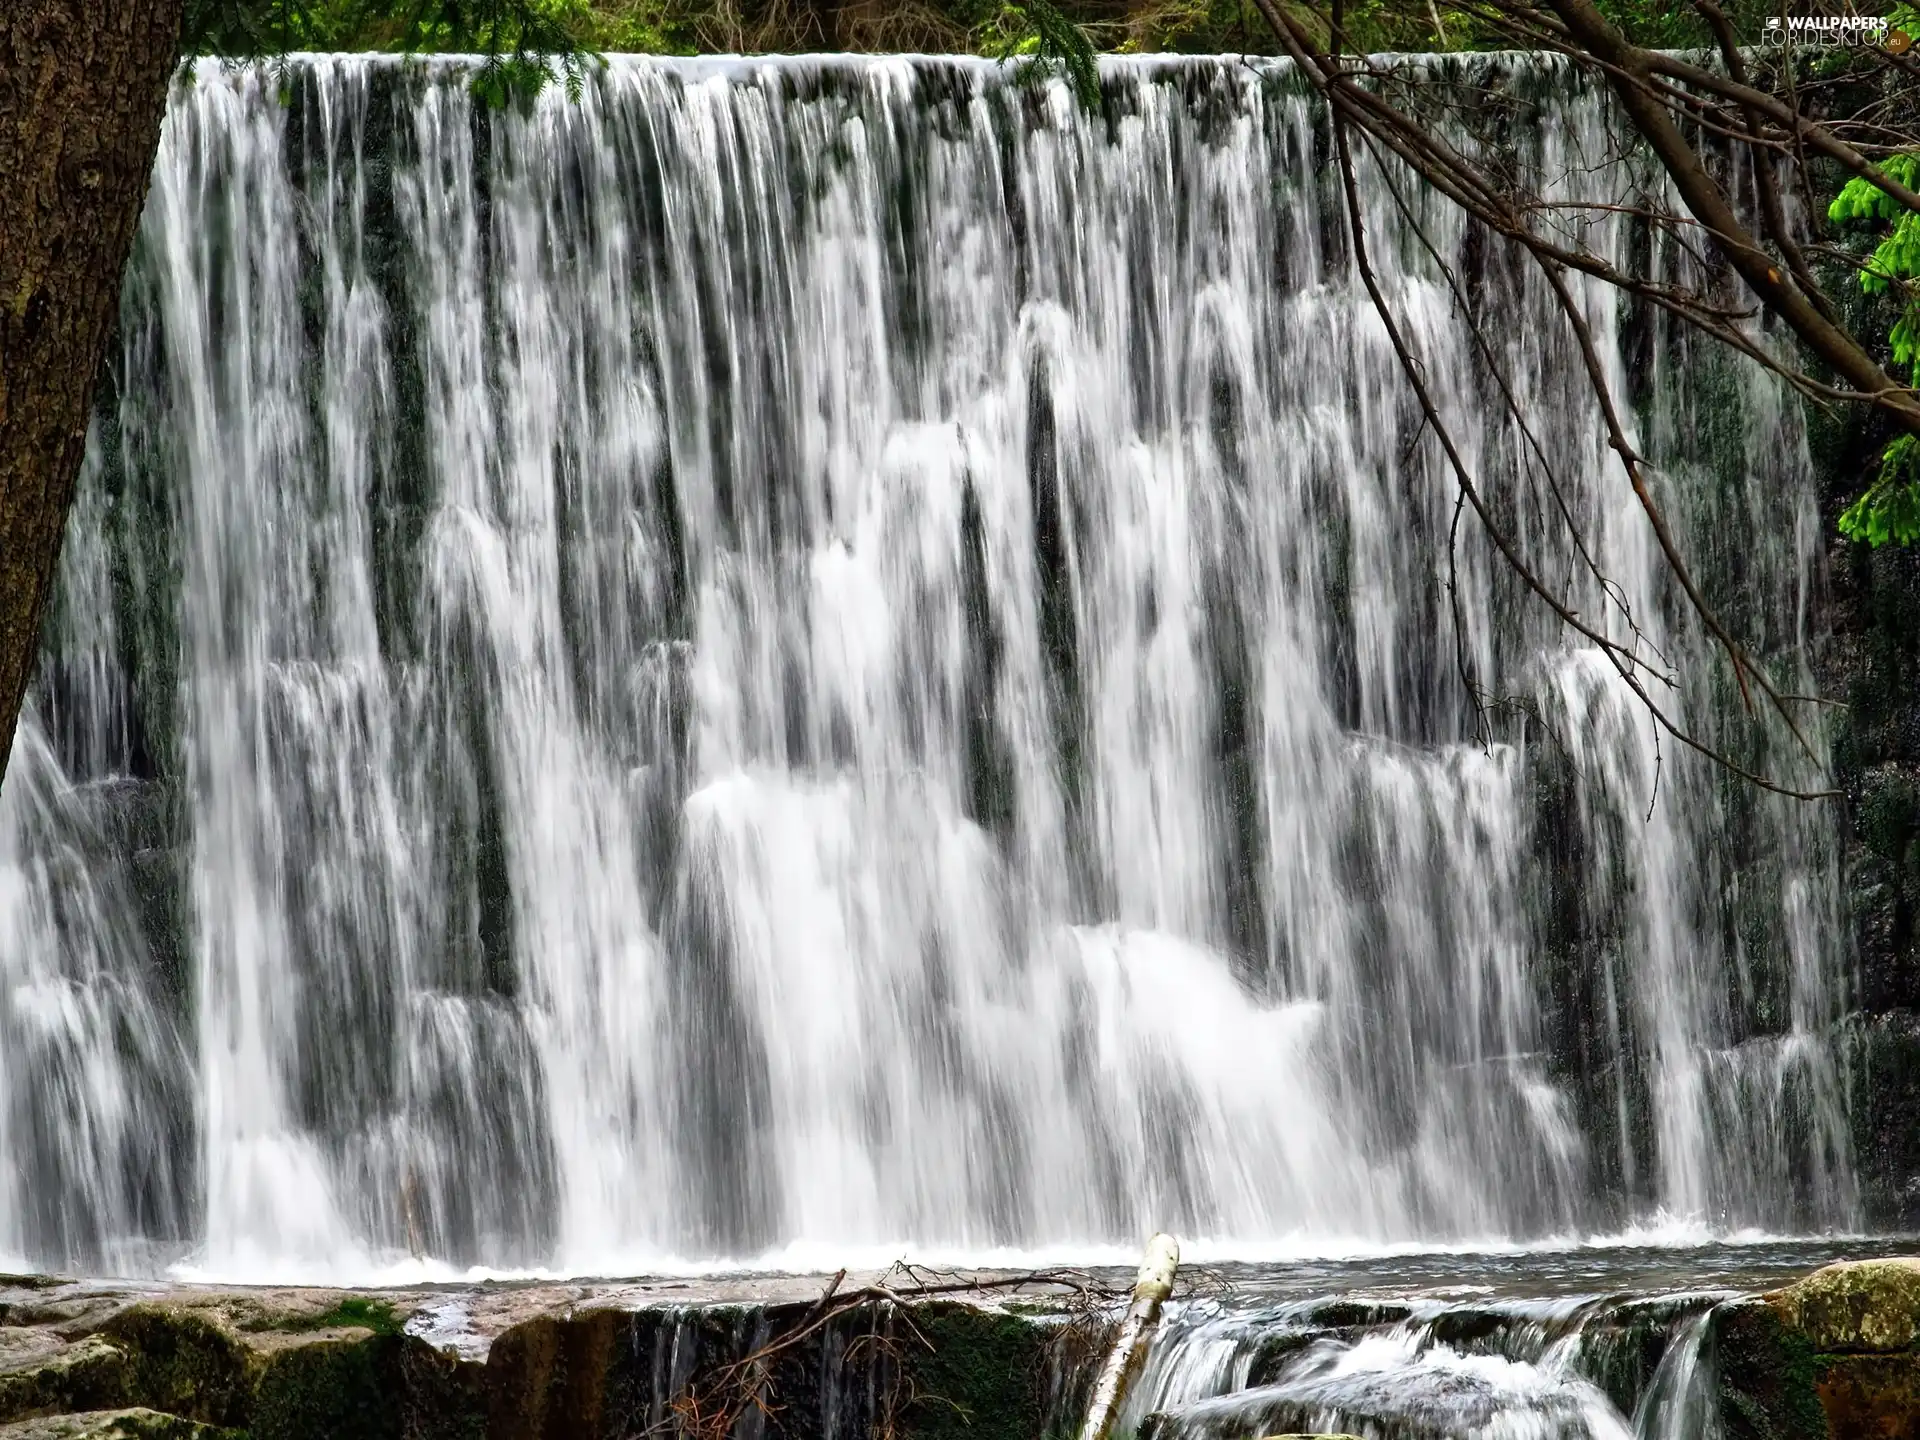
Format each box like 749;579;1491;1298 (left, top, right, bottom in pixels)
0;51;1856;1279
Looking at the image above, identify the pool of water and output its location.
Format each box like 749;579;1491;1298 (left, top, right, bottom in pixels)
1187;1234;1917;1301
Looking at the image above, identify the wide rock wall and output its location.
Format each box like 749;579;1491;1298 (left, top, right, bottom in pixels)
1813;372;1920;1228
0;1275;1085;1440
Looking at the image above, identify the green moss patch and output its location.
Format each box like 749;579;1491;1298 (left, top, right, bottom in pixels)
0;1336;132;1425
901;1303;1053;1440
296;1299;405;1338
97;1309;249;1431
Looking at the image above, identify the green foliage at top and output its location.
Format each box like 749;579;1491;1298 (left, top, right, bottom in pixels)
1000;0;1103;108
180;0;1108;103
1831;152;1920;228
1584;0;1769;49
1829;148;1920;546
175;0;1920;77
1839;437;1920;546
183;0;594;102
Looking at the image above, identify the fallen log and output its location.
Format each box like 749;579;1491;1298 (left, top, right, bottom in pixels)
1078;1233;1180;1440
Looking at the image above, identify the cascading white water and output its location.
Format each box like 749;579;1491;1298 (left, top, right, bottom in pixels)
1118;1288;1730;1440
0;51;1856;1278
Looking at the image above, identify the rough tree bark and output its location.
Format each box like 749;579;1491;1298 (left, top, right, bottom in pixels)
0;0;184;787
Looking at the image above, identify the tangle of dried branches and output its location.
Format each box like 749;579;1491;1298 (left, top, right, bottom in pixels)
650;1262;1129;1440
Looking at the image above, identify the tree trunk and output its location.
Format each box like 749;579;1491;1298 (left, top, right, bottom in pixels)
0;0;183;786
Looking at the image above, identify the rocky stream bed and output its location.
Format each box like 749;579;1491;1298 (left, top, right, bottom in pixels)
4;1256;1920;1439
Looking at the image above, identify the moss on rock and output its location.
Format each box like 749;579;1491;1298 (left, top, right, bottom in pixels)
900;1302;1054;1440
78;1295;429;1439
96;1308;249;1429
1715;1295;1828;1440
227;1296;409;1343
250;1332;407;1440
0;1408;243;1439
0;1336;131;1424
1772;1258;1920;1354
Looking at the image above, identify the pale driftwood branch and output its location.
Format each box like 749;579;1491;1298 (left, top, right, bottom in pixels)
1078;1233;1180;1440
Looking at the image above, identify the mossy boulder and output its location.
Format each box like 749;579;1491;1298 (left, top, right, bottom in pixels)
249;1332;410;1440
95;1309;249;1429
1719;1259;1920;1440
2;1294;439;1440
0;1336;132;1423
1773;1258;1920;1353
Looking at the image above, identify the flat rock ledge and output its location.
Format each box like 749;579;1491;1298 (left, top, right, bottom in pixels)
1;1271;1094;1440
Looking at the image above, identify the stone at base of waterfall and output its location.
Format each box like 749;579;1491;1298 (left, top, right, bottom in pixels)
1715;1256;1920;1440
1773;1258;1920;1440
0;1411;240;1440
1771;1257;1920;1352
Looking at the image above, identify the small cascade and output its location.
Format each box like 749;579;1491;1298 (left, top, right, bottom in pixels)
1632;1311;1721;1440
1125;1289;1731;1440
0;51;1858;1277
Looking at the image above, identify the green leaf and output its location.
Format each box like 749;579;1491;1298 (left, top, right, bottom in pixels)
992;0;1101;111
1828;153;1920;226
1843;434;1920;546
181;0;600;106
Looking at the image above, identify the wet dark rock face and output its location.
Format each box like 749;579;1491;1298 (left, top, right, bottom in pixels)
1843;1011;1920;1227
1816;402;1920;1229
